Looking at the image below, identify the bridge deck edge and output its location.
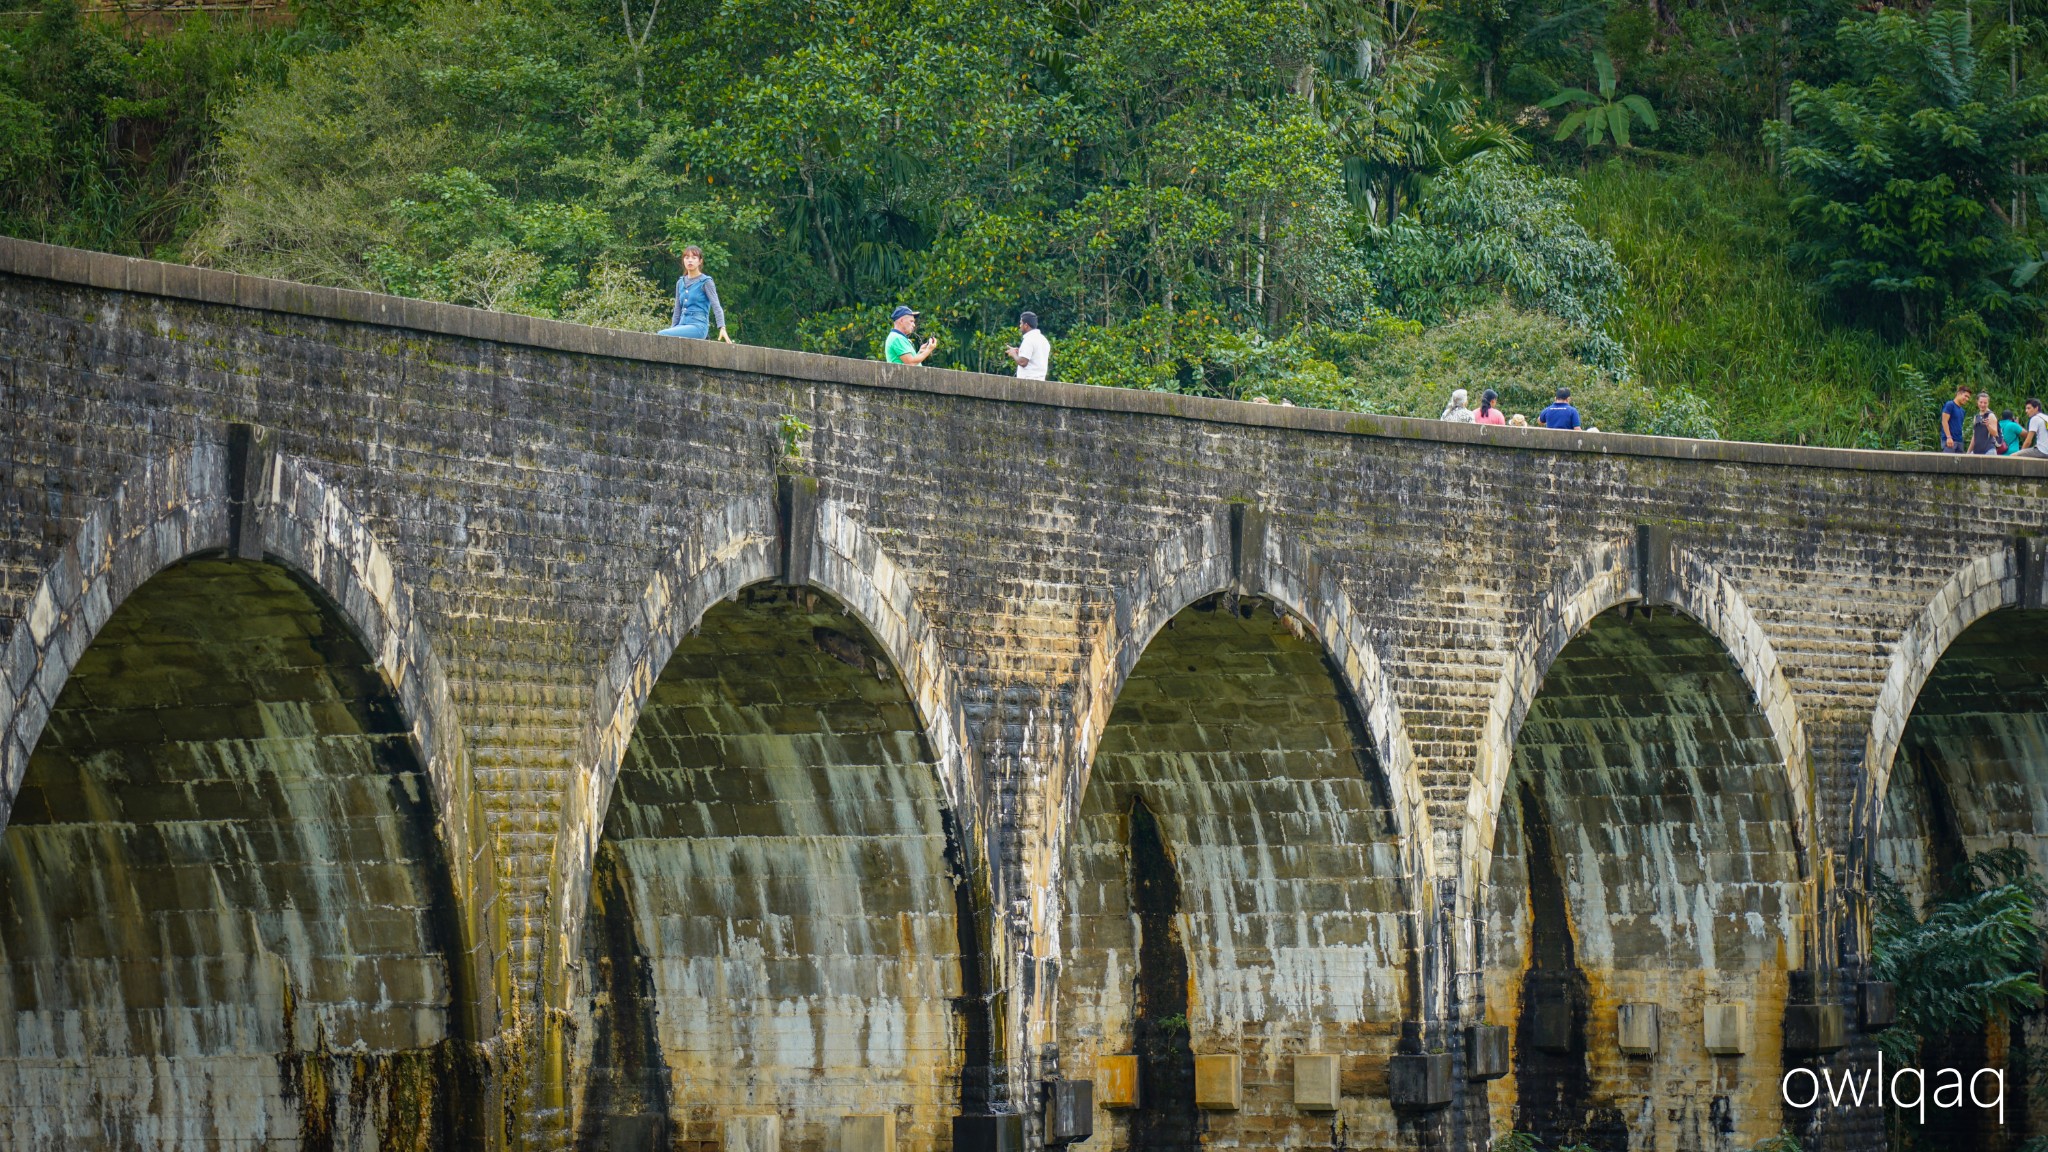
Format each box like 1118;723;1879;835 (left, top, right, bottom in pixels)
2;234;2036;479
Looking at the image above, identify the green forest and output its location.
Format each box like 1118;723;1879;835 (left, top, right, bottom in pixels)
6;0;2048;446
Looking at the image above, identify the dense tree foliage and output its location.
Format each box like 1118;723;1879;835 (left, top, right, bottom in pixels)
8;0;2048;444
0;0;290;252
1769;6;2048;339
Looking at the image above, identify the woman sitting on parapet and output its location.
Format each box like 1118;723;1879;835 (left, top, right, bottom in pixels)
659;244;731;342
1440;388;1475;422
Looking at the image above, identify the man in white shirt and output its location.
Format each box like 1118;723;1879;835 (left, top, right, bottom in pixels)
2020;398;2048;458
1006;312;1050;380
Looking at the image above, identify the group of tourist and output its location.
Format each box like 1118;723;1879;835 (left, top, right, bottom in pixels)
656;243;1051;380
879;305;1051;379
1440;387;1588;431
655;245;2048;456
1939;384;2048;458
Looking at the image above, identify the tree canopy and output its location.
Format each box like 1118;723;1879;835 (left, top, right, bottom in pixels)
9;0;2048;445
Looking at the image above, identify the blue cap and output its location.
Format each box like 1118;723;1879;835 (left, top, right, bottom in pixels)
891;305;919;321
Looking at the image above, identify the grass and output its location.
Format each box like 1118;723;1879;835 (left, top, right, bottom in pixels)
1575;153;1947;449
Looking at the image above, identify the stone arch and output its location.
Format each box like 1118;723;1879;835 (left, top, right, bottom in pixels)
0;441;230;813
551;493;984;1149
1854;547;2015;861
1465;537;1813;895
0;438;493;1148
1860;547;2048;1148
1070;511;1428;893
1053;512;1428;1151
1472;536;1813;1150
0;441;492;1022
550;490;782;975
550;494;977;997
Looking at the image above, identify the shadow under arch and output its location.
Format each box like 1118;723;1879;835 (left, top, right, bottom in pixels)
1861;548;2048;1150
1472;537;1813;1151
1465;537;1815;898
1069;510;1431;923
1853;547;2016;874
552;495;991;1148
1053;511;1427;1150
0;440;493;1148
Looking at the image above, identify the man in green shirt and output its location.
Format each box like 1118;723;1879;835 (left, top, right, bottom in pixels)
884;305;937;365
2003;409;2029;455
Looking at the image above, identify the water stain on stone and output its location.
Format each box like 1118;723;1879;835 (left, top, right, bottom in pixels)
577;841;675;1152
1511;780;1624;1151
1128;794;1200;1152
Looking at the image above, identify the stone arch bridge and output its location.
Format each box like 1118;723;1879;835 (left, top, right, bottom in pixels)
3;236;2045;1152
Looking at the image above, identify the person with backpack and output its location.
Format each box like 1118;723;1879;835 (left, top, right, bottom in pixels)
2001;410;2027;456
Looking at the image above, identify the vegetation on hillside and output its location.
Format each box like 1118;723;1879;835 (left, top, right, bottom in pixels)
6;0;2048;447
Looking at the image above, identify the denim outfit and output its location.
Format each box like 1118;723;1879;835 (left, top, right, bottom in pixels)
660;274;725;339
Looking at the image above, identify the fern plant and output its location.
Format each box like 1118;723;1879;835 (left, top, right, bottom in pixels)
1871;847;2047;1063
1541;52;1658;150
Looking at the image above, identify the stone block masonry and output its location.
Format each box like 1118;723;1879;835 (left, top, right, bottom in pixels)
3;235;2047;1152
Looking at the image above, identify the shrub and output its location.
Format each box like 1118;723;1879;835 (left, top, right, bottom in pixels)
1368;152;1631;375
1342;299;1718;436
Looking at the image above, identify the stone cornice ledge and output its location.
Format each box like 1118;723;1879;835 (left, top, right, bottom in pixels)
4;234;2036;478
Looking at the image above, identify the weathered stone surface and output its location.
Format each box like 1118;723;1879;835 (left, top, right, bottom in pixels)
1059;601;1409;1151
0;559;473;1151
574;590;963;1152
1484;609;1802;1150
4;236;2048;1152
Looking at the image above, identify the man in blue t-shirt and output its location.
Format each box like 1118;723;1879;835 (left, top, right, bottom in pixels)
1939;384;1973;452
1537;388;1583;430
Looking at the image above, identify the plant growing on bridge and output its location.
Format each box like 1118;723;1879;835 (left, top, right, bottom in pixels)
1872;847;2046;1064
1499;1128;1802;1151
1491;1133;1598;1152
777;413;811;460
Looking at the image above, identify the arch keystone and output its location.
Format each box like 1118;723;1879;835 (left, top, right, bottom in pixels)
1636;523;1673;606
225;421;272;560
